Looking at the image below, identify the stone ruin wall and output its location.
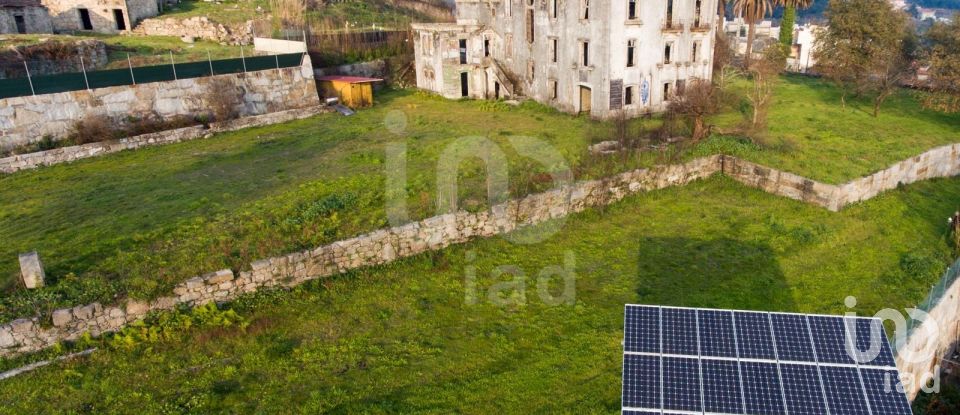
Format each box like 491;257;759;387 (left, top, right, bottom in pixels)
132;16;255;45
0;54;319;150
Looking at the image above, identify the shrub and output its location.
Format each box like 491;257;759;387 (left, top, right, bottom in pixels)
68;114;117;145
205;78;243;122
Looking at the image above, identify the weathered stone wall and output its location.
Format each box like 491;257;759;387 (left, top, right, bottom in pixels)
0;54;319;150
4;144;960;359
0;105;331;174
1;39;108;79
0;5;53;34
42;0;156;34
132;16;254;45
314;59;387;79
0;155;723;356
896;271;960;400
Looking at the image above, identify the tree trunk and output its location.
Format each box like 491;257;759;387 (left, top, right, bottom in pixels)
745;21;757;69
694;116;705;141
717;1;726;43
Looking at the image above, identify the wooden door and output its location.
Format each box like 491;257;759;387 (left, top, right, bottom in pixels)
579;86;592;114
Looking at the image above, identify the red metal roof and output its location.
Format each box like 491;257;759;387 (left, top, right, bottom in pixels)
317;76;383;83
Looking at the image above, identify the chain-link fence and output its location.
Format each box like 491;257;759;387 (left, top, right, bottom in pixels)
900;256;960;343
0;52;305;99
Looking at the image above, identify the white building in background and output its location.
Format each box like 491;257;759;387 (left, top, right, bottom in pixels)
723;17;779;57
413;0;719;118
786;23;820;73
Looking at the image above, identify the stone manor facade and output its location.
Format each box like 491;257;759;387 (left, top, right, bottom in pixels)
413;0;718;118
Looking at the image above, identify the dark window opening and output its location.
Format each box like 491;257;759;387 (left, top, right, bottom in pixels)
582;42;589;66
459;39;467;64
495;82;501;99
526;9;535;43
484;39;490;57
551;80;558;99
582;0;589;19
694;0;702;27
625;86;634;105
663;83;671;99
79;8;93;31
114;9;126;31
664;44;672;64
627;40;636;67
14;15;26;34
460;72;469;97
551;0;558;17
628;0;637;20
666;0;674;27
551;38;558;63
691;42;699;62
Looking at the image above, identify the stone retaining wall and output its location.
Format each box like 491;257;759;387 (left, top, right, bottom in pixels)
0;105;331;174
132;17;255;45
896;271;960;400
3;144;960;363
0;54;318;151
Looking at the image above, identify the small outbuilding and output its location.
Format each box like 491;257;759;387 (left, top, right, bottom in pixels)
0;0;52;34
317;75;382;109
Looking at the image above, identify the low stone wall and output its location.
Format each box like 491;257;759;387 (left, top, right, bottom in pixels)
0;105;331;174
0;155;722;356
132;16;254;45
4;144;960;359
0;54;319;151
0;40;107;79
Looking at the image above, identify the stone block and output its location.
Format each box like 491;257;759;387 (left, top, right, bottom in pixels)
51;309;73;327
126;300;150;316
18;251;45;289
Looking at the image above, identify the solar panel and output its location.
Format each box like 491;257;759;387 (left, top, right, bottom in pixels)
621;305;912;415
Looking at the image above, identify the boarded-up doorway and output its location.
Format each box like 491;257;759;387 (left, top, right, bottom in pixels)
579;86;592;114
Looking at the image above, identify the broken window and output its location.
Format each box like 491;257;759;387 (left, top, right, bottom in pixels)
694;0;702;27
507;0;512;17
666;0;674;28
114;9;126;31
550;79;558;99
625;86;634;105
582;41;590;67
663;82;671;100
627;40;636;67
551;38;558;63
628;0;638;20
459;39;467;64
526;9;535;43
582;0;590;20
691;41;699;62
664;43;672;64
484;38;491;57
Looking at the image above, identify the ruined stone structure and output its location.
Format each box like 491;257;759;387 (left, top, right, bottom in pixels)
132;16;255;45
41;0;157;33
413;0;718;118
0;54;320;150
0;0;52;34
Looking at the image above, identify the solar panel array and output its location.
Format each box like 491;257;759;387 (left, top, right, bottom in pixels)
622;305;913;415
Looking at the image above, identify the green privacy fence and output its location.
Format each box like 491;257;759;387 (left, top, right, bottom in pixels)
0;53;305;100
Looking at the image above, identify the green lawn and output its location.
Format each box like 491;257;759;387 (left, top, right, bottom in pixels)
0;175;955;412
2;34;246;68
0;78;958;321
157;0;270;25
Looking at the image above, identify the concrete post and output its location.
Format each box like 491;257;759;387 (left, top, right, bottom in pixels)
18;252;45;289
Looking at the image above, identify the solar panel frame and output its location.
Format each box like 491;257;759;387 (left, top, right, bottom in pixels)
621;305;911;415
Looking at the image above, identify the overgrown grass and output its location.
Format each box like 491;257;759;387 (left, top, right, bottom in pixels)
0;175;955;412
0;78;957;321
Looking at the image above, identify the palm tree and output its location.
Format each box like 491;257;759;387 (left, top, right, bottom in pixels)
778;0;814;50
733;0;774;67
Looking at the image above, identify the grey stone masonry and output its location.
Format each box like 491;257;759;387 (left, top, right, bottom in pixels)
17;252;44;289
0;105;332;174
2;143;960;358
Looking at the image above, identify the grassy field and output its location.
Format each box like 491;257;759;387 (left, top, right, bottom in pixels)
0;174;956;412
0;77;958;321
2;34;246;68
157;0;270;25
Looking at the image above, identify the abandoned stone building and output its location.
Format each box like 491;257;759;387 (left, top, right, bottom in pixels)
413;0;718;118
41;0;157;33
0;0;53;34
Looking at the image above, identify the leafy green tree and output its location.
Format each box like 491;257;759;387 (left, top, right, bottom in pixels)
814;0;911;115
922;14;960;113
778;0;813;51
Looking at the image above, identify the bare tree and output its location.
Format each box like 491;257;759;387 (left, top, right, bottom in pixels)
746;46;785;130
668;80;719;141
